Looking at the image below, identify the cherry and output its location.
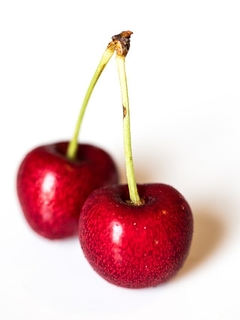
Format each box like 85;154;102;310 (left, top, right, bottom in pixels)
79;183;193;288
17;142;118;239
78;31;193;288
17;36;119;239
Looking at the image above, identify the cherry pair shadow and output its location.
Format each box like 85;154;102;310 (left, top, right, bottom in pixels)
175;203;227;280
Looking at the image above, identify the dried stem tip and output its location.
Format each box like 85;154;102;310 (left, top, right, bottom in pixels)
108;31;133;57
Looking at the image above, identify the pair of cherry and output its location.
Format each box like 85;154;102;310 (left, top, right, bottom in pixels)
16;31;193;289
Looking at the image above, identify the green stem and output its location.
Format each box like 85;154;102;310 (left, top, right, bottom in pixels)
66;47;115;160
115;54;141;205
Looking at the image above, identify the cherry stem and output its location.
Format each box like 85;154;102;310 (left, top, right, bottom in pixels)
66;42;116;160
114;32;142;205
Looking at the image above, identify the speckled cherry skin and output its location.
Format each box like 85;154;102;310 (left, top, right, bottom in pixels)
17;141;118;239
79;183;193;288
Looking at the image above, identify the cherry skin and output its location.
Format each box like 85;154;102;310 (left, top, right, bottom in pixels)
17;141;118;239
78;183;193;288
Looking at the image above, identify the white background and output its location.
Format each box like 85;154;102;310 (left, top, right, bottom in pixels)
1;1;240;319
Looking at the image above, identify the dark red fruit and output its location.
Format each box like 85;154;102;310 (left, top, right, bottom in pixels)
79;183;193;288
17;141;118;239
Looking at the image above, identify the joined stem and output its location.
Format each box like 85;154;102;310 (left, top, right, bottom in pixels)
66;31;141;205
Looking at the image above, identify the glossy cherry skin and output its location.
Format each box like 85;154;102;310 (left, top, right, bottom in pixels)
17;141;118;239
79;183;193;288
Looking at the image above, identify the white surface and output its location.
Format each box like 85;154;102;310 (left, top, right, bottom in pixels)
1;1;240;319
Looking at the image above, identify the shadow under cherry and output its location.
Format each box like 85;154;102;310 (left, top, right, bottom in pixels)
175;203;228;280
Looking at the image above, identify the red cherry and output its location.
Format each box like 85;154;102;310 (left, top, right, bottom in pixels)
79;183;193;288
17;141;118;239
